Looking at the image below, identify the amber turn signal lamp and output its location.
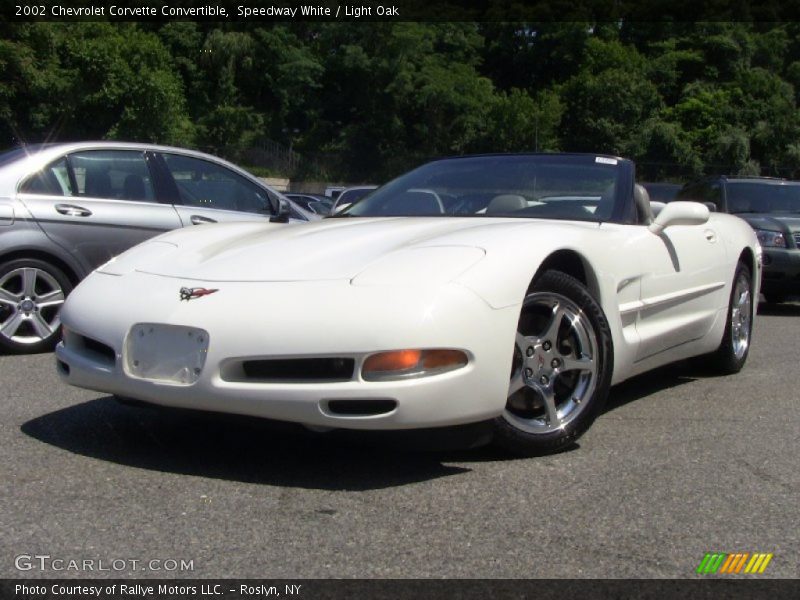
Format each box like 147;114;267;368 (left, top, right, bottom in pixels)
363;350;421;373
362;349;468;381
422;349;468;369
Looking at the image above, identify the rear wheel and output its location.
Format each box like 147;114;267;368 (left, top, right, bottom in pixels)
493;270;613;456
707;261;753;374
0;258;72;354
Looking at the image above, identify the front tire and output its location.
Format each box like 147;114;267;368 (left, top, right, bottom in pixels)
0;258;72;354
707;261;753;374
493;270;613;456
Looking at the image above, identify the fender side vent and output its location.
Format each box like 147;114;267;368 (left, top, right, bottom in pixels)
327;399;398;416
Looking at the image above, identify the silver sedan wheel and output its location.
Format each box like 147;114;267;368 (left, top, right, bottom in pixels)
0;267;65;345
504;291;599;434
730;269;752;360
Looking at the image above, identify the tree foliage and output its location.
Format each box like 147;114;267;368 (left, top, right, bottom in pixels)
3;21;800;181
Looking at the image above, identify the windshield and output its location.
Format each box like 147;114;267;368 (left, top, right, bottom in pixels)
727;182;800;213
340;155;624;221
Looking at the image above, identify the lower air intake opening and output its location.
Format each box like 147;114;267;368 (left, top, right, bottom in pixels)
238;358;355;382
326;399;398;416
79;336;116;365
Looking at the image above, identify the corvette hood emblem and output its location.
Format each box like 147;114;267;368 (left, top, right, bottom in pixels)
180;287;219;301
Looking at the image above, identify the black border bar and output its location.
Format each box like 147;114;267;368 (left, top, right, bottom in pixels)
7;0;800;22
2;580;800;600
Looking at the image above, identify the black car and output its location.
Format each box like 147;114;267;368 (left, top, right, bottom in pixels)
678;176;800;303
284;193;333;215
330;186;379;214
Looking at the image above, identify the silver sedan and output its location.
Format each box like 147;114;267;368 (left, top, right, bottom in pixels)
0;141;315;353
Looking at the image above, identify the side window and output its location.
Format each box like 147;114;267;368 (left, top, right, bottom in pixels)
704;183;722;211
677;183;702;201
69;150;155;202
19;158;73;196
161;154;272;214
678;182;721;210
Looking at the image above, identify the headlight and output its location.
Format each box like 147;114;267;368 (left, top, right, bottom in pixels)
96;241;178;276
754;229;786;248
351;246;485;286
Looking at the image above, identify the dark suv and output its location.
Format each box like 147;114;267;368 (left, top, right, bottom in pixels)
678;176;800;303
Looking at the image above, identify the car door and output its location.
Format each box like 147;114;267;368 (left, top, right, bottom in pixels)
17;149;183;271
154;152;285;227
628;219;729;361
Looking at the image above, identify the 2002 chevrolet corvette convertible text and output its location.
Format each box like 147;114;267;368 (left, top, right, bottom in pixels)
55;154;760;455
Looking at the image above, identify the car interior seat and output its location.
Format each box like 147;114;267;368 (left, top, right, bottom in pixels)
84;169;112;198
486;194;527;215
122;174;147;201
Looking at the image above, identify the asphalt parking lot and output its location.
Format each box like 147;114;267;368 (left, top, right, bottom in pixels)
1;302;798;579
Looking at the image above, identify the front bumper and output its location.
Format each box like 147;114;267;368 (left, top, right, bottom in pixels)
56;272;519;430
760;248;800;296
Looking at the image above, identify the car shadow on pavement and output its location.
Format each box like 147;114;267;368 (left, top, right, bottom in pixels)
757;301;800;317
602;361;701;415
21;397;476;491
0;347;53;356
21;357;728;477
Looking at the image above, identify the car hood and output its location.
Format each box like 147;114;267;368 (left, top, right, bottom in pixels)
737;213;800;233
133;217;589;282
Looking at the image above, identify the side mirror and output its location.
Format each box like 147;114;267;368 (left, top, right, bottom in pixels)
648;201;709;235
270;197;291;223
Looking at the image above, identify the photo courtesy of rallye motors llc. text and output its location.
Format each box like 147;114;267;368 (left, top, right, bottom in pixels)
14;584;303;597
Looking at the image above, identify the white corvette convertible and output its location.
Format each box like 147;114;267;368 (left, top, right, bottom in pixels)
56;154;760;455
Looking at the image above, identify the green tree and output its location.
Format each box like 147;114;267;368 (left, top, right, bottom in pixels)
2;23;193;146
626;118;703;181
482;88;562;152
306;22;496;179
559;37;662;155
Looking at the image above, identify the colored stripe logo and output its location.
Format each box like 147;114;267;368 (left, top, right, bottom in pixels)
696;552;773;574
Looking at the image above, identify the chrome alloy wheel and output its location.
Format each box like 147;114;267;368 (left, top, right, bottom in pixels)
730;269;752;360
505;292;599;434
0;267;65;345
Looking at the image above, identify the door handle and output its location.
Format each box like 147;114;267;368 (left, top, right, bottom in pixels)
55;203;92;217
190;215;217;225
